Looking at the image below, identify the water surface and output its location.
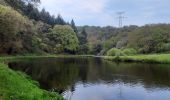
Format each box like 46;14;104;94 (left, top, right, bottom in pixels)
9;57;170;100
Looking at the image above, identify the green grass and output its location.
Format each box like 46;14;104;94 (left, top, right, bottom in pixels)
0;54;94;61
103;54;170;64
0;57;64;100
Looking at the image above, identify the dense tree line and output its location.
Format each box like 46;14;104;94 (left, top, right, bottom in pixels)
4;0;66;25
0;0;83;55
0;4;79;55
78;25;170;55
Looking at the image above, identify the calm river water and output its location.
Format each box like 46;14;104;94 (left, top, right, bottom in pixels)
9;57;170;100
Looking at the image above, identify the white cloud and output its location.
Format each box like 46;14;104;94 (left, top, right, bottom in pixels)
40;0;112;26
40;0;109;14
40;0;170;26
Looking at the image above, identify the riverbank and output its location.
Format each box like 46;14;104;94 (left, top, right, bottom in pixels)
102;54;170;64
1;54;170;99
0;57;64;100
0;54;94;60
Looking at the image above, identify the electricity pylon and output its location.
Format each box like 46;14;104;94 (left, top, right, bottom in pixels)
116;12;126;28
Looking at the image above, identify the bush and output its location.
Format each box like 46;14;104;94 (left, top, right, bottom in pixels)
162;43;170;52
106;48;124;56
122;48;137;56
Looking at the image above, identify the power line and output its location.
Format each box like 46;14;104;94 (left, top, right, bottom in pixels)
116;12;126;28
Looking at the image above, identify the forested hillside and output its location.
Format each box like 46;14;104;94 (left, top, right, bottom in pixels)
78;24;170;55
1;0;170;56
0;0;79;55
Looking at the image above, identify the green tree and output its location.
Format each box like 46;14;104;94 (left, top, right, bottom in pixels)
78;28;89;54
5;0;40;10
55;14;66;25
25;3;40;21
48;25;79;54
0;5;26;54
128;25;170;53
71;19;78;33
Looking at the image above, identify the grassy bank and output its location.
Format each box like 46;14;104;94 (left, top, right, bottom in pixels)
103;54;170;64
0;54;94;62
0;57;64;100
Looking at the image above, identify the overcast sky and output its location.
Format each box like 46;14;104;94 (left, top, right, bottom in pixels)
40;0;170;27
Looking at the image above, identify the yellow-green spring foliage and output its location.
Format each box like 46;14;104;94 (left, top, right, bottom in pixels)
106;48;123;56
122;48;137;55
106;48;137;56
0;5;24;53
0;5;35;54
48;25;79;53
0;5;26;36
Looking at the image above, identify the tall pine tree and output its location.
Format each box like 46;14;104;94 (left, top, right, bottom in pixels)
55;14;66;25
78;28;89;54
71;19;78;33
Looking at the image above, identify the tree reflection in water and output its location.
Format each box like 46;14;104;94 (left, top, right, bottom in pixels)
8;57;170;100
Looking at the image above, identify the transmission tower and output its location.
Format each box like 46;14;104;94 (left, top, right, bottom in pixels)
116;12;126;28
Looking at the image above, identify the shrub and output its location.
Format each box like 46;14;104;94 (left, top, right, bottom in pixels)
162;43;170;52
106;48;124;56
122;48;137;56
